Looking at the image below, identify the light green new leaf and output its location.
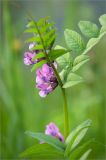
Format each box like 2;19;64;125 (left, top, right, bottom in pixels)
100;26;106;34
79;149;92;160
63;73;83;88
49;49;68;61
65;120;92;156
64;29;85;53
54;45;66;50
72;55;89;72
78;21;99;38
82;31;106;54
19;143;65;160
59;69;68;82
31;60;47;72
56;52;72;69
99;14;106;26
25;131;65;151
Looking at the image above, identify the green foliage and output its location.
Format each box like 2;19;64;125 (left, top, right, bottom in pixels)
72;55;89;72
79;149;92;160
31;60;47;72
100;26;106;34
82;32;106;55
32;52;45;60
99;14;106;26
78;21;99;38
64;29;85;53
49;49;68;61
25;131;65;151
65;120;92;156
19;143;64;160
69;140;92;159
62;73;83;88
20;120;92;159
55;45;72;70
25;17;57;72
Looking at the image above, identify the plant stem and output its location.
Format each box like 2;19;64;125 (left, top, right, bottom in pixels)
61;88;69;139
49;64;69;139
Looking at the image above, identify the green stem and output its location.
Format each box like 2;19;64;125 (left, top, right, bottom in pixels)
49;64;69;139
61;88;69;139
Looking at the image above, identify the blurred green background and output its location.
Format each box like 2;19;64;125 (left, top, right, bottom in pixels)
0;0;106;159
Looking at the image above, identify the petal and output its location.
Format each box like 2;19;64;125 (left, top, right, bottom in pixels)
24;57;31;65
29;42;35;50
57;132;64;142
39;90;47;97
36;76;44;84
42;64;50;74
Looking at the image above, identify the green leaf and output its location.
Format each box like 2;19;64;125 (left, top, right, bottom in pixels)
31;44;44;50
27;21;35;27
59;69;68;82
19;143;64;160
82;31;106;54
56;52;71;69
25;36;41;43
25;17;56;52
46;34;56;47
79;149;92;160
40;22;55;33
100;26;106;34
64;29;85;53
72;55;89;72
24;28;38;33
78;21;99;38
49;49;68;61
65;119;92;156
37;16;50;27
44;29;56;40
69;139;93;159
32;52;45;61
25;131;65;151
99;14;106;26
62;73;83;88
31;60;47;72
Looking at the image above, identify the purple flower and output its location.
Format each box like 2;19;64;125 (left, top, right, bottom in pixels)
24;43;37;65
24;43;45;66
45;122;64;142
24;52;36;65
36;64;58;97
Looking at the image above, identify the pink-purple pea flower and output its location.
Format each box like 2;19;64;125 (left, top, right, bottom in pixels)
24;52;36;65
36;64;58;97
45;122;64;142
24;43;38;65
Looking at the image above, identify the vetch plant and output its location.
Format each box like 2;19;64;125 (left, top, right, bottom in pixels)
20;14;106;159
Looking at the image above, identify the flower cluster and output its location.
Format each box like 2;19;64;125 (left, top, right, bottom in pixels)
45;122;64;142
24;43;58;97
